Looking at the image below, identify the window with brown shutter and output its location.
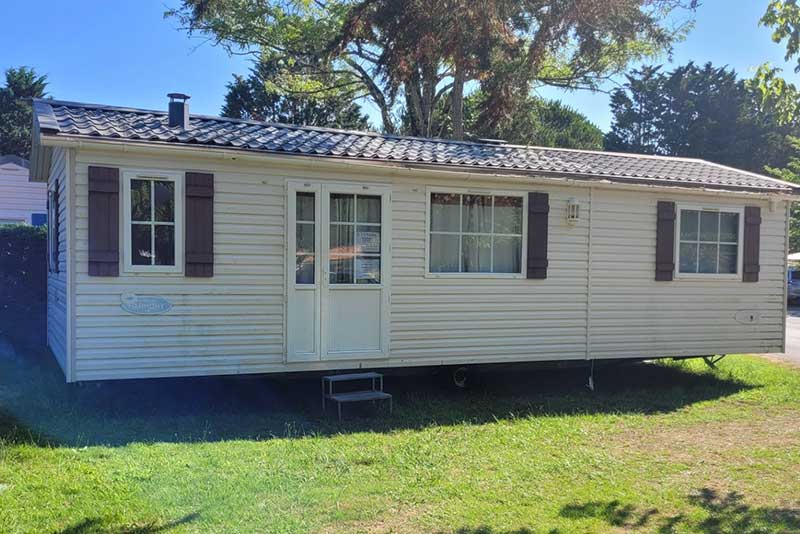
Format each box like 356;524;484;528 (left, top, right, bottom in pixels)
527;192;549;279
185;172;214;277
88;166;120;277
655;201;676;281
47;179;59;273
743;206;761;282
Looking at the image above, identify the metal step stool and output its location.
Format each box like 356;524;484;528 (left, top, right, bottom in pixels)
322;372;392;421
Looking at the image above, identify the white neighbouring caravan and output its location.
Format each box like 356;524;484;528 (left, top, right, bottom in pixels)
29;96;799;382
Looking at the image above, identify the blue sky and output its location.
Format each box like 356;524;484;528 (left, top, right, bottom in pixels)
1;0;797;133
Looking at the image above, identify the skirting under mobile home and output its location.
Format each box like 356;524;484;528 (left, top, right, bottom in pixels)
30;97;799;382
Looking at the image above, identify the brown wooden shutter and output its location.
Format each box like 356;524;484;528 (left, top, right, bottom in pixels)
527;192;549;279
50;179;60;273
655;201;676;281
88;166;119;277
185;172;214;277
743;206;761;282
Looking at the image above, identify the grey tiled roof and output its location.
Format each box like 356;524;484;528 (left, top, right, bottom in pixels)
34;99;800;194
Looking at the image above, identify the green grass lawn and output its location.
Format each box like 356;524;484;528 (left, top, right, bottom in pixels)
1;339;799;534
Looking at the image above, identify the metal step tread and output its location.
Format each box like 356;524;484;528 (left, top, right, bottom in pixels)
326;390;392;403
323;372;383;382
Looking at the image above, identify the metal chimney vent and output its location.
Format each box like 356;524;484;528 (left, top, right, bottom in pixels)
167;93;190;129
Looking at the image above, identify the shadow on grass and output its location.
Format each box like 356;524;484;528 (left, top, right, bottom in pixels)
559;488;800;533
0;327;755;447
57;512;200;534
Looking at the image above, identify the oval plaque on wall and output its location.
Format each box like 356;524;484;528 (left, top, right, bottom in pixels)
120;293;173;315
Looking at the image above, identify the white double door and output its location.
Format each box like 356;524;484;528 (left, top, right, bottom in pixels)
286;181;391;362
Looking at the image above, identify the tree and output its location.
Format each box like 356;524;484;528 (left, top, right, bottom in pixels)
0;67;48;159
762;0;800;72
766;136;800;252
604;62;800;173
221;56;370;129
168;0;697;139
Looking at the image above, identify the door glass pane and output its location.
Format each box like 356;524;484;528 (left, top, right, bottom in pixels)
462;195;492;233
430;234;460;272
699;243;718;273
131;180;151;222
131;224;152;265
296;255;315;284
330;256;354;284
462;235;492;272
154;225;175;266
296;223;315;254
296;192;315;222
330;224;354;255
719;244;737;274
679;242;698;273
356;256;381;284
430;193;460;231
357;195;381;223
719;212;739;242
153;181;174;222
494;196;523;234
330;194;354;222
355;225;381;254
680;210;698;240
699;211;719;242
493;236;521;273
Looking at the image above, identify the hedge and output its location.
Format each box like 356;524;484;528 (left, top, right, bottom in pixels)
0;224;47;346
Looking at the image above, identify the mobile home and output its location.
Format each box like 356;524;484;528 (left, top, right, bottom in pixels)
29;95;798;382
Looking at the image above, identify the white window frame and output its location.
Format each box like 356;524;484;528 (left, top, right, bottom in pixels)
47;186;57;272
122;169;184;274
674;203;744;280
425;187;528;279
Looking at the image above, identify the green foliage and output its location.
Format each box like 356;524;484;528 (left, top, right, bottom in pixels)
766;136;800;253
222;55;370;129
0;224;46;346
604;62;800;173
762;0;800;72
168;0;696;138
0;66;48;159
407;90;603;149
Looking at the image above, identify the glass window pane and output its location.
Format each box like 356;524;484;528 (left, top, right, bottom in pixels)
357;195;381;223
679;242;698;273
296;255;315;284
431;193;460;232
330;224;354;255
296;223;315;254
719;212;739;242
355;225;381;255
296;192;315;222
356;256;381;284
330;194;354;222
699;243;718;273
131;224;152;265
330;256;354;284
699;211;719;242
153;181;174;222
154;225;175;266
462;195;492;233
131;179;151;222
493;196;523;234
719;244;737;274
493;236;522;273
462;235;492;273
680;210;698;241
430;234;460;272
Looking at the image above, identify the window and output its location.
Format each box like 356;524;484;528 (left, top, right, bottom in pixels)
428;192;525;274
329;193;382;284
295;192;316;284
677;207;741;276
31;213;47;226
47;187;57;272
123;171;183;273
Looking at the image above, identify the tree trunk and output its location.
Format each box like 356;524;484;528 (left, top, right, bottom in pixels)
451;65;466;140
405;78;425;136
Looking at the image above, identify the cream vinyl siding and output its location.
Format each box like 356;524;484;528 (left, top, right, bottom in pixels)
47;147;69;374
66;145;787;381
588;189;786;359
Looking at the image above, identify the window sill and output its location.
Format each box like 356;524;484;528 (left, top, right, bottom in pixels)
673;273;741;281
424;272;526;280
